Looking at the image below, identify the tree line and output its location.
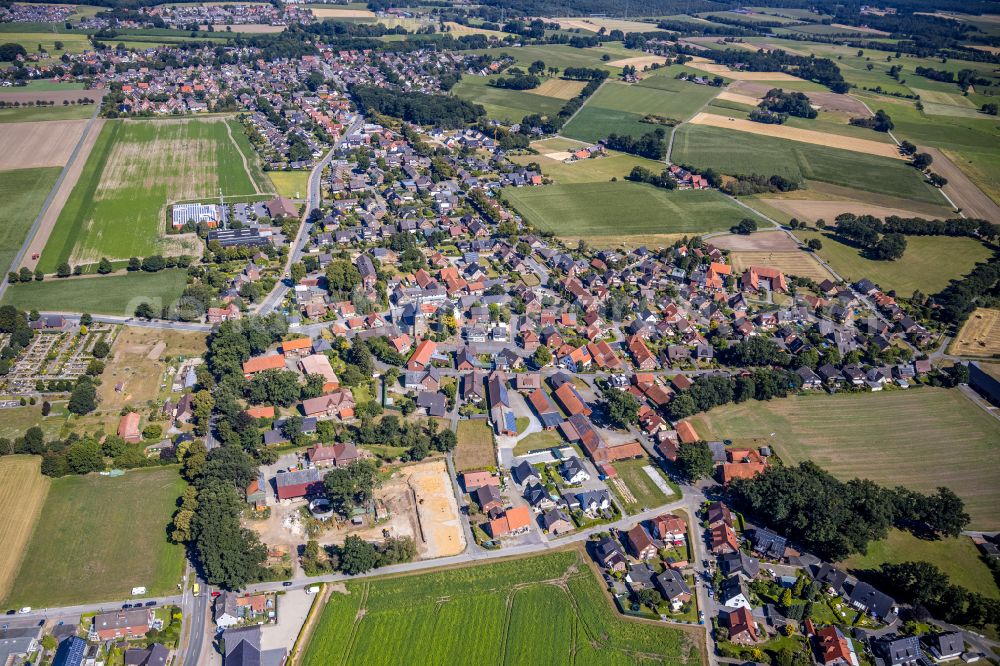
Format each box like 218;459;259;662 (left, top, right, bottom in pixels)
728;461;970;561
518;69;607;135
706;48;850;93
604;128;667;160
349;84;485;128
667;367;801;421
876;560;1000;630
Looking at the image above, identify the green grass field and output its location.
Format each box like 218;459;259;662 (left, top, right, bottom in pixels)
610;457;673;514
563;79;719;143
796;230;992;296
842;530;1000;598
467;44;632;73
452;75;564;123
687;389;1000;529
510;150;671;185
503;181;758;242
267;169;310;199
0;167;60;275
302;549;701;666
39;117;265;272
4;466;187;607
0;104;95;123
1;269;189;315
0;80;86;93
0;32;91;57
455;419;495;472
671;124;945;205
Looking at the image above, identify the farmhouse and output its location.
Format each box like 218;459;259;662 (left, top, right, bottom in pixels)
306;443;359;468
301;390;355;420
242;354;286;377
299;353;339;391
92;609;152;641
118;412;142;443
741;266;789;294
275;468;324;500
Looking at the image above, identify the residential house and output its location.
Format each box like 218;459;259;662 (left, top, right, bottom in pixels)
559;457;590;484
306;442;359;468
720;575;753;609
576;489;612;515
848;582;897;622
475;484;503;515
300;389;355;420
407;339;437;370
651;513;687;544
720;551;760;580
487;505;531;537
92;609;152;641
541;508;573;535
299;354;339;391
593;535;627;572
623;524;658;560
814;625;859;666
871;636;924;666
511;460;541;486
654;568;692;611
926;632;964;662
752;527;788;560
720;607;758;644
710;523;739;555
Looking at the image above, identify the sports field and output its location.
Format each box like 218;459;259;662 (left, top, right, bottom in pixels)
950;308;1000;357
0;167;60;274
1;269;189;316
451;75;564;124
0;456;50;603
5;466;187;607
302;549;702;666
729;250;833;281
38;117;267;272
842;530;1000;598
455;419;495;472
687;389;1000;529
671;125;946;205
795;230;992;296
563;79;719;143
504;182;755;243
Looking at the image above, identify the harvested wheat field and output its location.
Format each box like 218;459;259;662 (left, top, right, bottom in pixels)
607;55;669;69
687;57;802;81
309;7;374;17
728;83;870;115
0;120;86;169
715;90;762;106
533;78;587;99
710;230;800;251
400;460;466;559
766;198;936;222
0;456;50;602
830;22;889;34
950;308;1000;357
689;112;903;158
0;89;104;105
730;250;833;281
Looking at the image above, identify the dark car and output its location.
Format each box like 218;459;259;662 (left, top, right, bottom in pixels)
121;604;132;610
282;581;293;587
145;601;157;607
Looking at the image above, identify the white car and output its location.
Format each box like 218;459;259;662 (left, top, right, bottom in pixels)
17;607;31;614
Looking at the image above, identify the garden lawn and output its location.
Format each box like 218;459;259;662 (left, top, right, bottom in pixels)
301;549;701;666
687;389;1000;530
0;166;60;274
796;230;992;296
671;124;945;205
5;466;187;607
1;269;189;315
503;181;756;243
841;530;1000;599
38;117;265;271
455;419;495;472
612;457;674;511
562;79;719;142
513;429;565;456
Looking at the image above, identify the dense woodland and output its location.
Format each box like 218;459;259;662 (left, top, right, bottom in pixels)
350;85;485;128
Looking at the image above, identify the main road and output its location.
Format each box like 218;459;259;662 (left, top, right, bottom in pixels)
257;116;364;316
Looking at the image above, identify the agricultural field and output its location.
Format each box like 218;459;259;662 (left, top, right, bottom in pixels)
563;78;720;143
301;549;702;666
0;119;86;170
728;250;833;281
509;149;671;185
950;308;1000;357
268;169;310;199
687;389;1000;529
795;230;992;296
455;419;495;472
671;124;946;205
0;167;61;274
0;104;94;123
0;31;91;59
467;44;633;74
503;181;757;245
1;269;190;315
38;117;267;272
841;530;1000;598
0;456;50;603
451;75;564;124
4;466;187;607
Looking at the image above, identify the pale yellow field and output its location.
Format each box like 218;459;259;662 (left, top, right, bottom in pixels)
687;57;803;81
950;308;1000;357
765;198;937;222
830;22;890;35
606;55;669;69
532;78;587;99
913;89;977;108
714;90;761;106
309;7;374;17
729;250;833;281
444;21;509;38
0;119;86;169
0;456;50;602
553;17;661;33
199;23;284;33
710;230;800;251
689;112;904;159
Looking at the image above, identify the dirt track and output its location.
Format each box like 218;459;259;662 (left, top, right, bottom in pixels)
689;112;903;159
20;119;105;270
0;120;87;169
923;147;1000;222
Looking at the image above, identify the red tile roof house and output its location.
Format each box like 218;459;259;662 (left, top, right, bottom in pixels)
299;353;340;392
406;339;437;371
721;607;758;644
242;354;286;378
307;442;359;468
814;625;858;666
118;412;142;443
275;468;324;501
710;523;740;555
461;470;500;493
651;513;687;544
487;505;532;538
301;390;355;420
92;609;152;641
281;337;313;358
623;524;658;560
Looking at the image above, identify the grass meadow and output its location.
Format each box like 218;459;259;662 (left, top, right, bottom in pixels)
0;104;94;123
503;181;755;243
38;117;266;272
687;389;1000;529
5;466;187;607
1;269;189;315
796;230;992;296
509;150;670;185
671;124;945;204
451;75;564;124
0;166;60;274
267;169;310;199
0;456;50;603
455;419;495;472
302;550;701;666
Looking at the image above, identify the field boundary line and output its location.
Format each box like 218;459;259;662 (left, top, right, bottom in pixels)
340;581;369;666
225;118;263;195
